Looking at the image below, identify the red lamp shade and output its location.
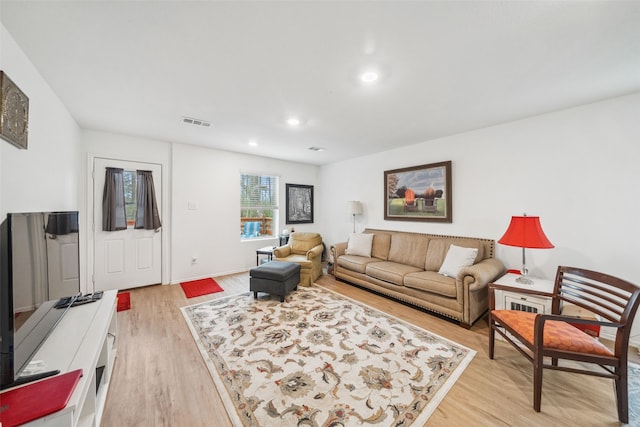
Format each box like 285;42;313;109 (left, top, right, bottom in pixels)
498;216;554;249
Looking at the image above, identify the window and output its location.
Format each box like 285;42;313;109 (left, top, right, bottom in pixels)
240;173;278;239
123;170;137;226
102;167;162;232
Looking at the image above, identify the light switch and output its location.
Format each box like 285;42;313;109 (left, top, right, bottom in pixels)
188;201;198;210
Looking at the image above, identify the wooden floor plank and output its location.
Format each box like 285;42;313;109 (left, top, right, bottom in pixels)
102;272;635;426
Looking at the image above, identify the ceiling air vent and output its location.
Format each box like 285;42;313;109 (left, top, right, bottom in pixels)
182;116;211;127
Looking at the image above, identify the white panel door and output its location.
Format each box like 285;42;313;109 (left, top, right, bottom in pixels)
93;158;162;291
47;231;80;299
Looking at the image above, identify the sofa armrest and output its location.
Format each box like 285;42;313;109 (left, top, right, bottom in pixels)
306;244;324;260
274;245;291;258
331;242;347;260
458;258;505;291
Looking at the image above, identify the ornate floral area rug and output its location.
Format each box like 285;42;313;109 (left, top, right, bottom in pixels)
181;285;475;427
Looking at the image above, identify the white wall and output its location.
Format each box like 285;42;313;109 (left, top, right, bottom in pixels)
1;23;83;289
0;24;80;218
320;92;640;281
171;143;320;283
318;92;640;341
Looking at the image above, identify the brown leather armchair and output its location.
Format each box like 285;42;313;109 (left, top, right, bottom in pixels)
273;232;323;286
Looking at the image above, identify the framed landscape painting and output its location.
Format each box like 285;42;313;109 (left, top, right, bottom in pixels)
286;183;314;224
384;161;452;222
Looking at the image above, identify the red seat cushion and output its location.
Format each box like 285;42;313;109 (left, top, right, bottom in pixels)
491;310;613;357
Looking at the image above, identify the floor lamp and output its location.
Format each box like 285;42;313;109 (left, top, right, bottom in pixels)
347;201;363;233
498;214;554;284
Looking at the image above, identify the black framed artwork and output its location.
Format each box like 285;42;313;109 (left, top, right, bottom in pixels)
286;183;314;224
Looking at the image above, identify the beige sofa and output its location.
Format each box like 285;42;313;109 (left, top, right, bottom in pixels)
331;228;505;327
274;232;324;286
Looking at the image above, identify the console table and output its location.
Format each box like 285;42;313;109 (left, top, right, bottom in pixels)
18;290;118;426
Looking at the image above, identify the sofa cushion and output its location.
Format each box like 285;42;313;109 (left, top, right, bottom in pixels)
369;232;391;260
455;238;485;262
424;239;449;271
388;233;429;269
424;238;484;271
276;254;312;269
438;245;478;278
404;271;457;297
366;261;422;286
337;255;378;274
345;233;374;257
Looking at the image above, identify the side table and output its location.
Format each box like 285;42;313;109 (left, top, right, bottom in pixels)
492;272;554;314
256;246;275;266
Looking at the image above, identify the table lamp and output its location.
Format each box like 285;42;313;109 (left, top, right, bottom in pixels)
498;214;554;285
347;201;363;233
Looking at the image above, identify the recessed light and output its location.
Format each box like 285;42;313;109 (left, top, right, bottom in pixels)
248;140;258;147
286;117;301;127
360;71;379;84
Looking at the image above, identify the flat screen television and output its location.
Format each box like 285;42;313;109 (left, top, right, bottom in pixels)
0;211;80;390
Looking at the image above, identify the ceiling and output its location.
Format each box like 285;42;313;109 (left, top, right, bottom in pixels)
2;1;639;165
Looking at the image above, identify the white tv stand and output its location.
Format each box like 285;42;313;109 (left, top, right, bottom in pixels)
21;290;117;427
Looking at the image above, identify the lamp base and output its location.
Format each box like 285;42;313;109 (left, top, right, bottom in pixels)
515;275;534;285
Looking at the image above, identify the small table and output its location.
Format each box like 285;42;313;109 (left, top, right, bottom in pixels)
492;272;554;314
256;246;275;266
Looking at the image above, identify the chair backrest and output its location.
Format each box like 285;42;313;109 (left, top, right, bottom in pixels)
242;221;261;237
405;189;415;203
289;232;322;254
552;266;640;354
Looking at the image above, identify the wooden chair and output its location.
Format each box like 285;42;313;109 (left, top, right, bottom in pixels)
489;266;640;423
403;188;417;211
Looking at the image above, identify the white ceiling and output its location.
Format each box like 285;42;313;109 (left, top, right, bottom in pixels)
2;1;639;165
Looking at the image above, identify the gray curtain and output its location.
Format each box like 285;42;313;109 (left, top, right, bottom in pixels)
102;167;127;231
45;212;79;236
135;170;162;231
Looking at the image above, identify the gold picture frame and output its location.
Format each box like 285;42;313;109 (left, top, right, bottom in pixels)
0;71;29;150
384;160;452;222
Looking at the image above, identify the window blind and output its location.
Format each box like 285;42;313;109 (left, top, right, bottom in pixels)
240;174;278;209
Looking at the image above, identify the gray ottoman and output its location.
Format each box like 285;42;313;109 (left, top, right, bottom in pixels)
250;261;300;302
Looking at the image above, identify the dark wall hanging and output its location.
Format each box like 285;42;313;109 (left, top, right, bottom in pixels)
0;71;29;149
286;183;314;224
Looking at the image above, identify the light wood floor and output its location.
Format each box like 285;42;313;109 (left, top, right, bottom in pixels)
101;272;637;426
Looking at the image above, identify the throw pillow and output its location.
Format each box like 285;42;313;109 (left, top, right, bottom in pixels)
438;244;478;277
345;233;374;257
